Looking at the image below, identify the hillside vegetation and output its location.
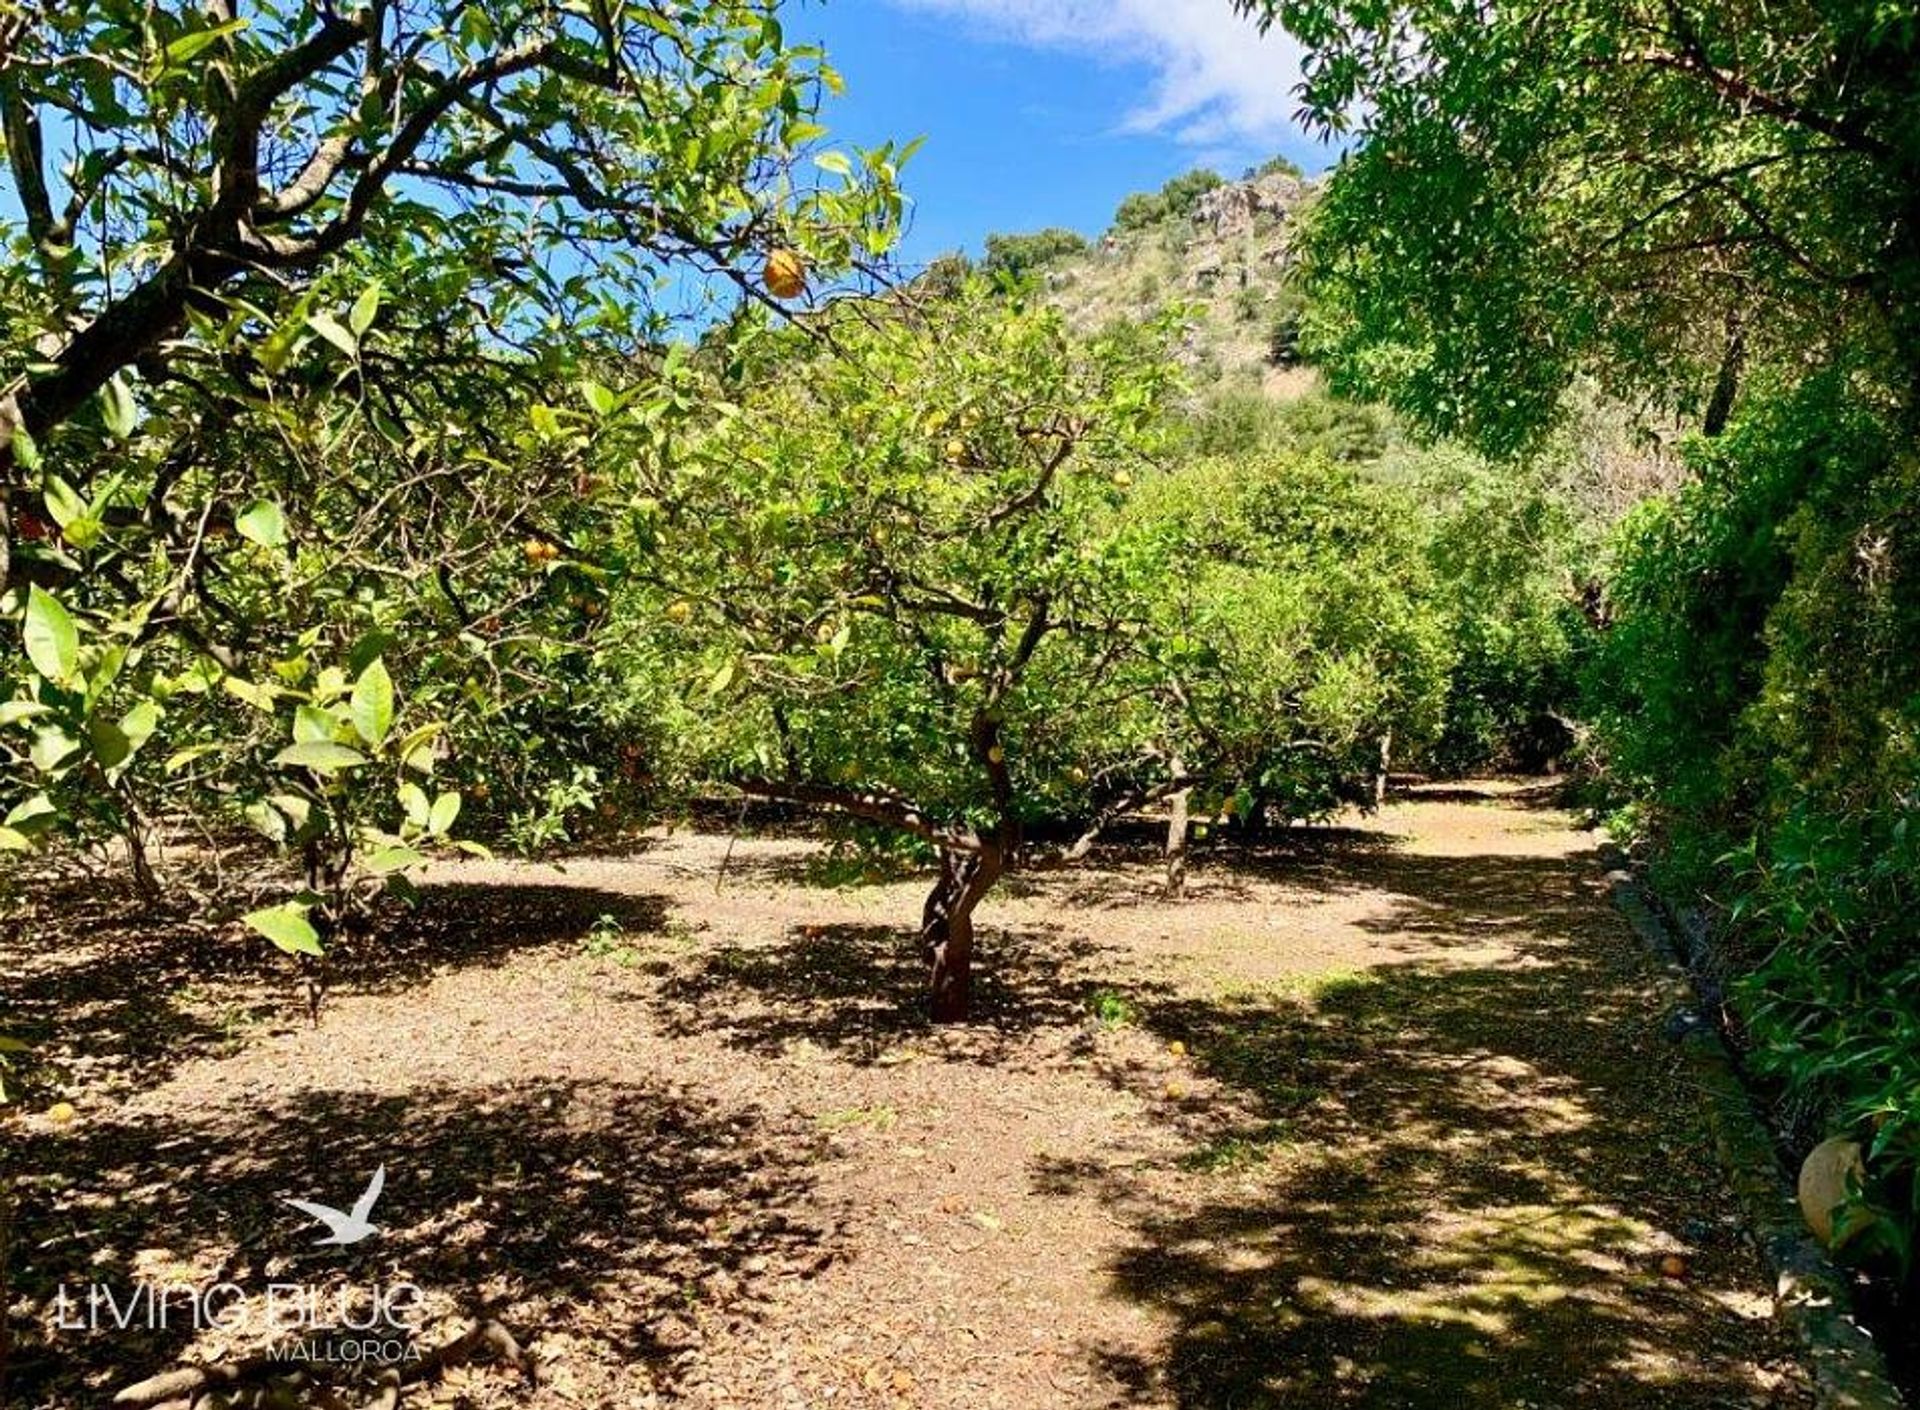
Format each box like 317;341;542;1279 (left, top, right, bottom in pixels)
968;161;1322;404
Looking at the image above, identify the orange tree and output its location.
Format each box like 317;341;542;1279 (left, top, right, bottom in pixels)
1113;451;1452;844
0;0;910;953
602;286;1183;1020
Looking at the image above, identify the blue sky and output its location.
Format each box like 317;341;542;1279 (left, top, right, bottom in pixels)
788;1;1329;269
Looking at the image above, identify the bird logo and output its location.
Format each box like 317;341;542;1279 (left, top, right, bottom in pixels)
283;1165;386;1246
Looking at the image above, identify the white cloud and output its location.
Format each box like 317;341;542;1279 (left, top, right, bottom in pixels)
885;0;1311;153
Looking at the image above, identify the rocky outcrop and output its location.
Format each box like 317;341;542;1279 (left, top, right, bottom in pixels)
1191;171;1309;240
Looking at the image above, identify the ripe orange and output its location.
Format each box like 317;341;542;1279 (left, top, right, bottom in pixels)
763;248;808;300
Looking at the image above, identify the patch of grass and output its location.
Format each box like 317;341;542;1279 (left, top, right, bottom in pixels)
816;1104;898;1132
1180;1120;1296;1173
1211;967;1378;1006
1089;989;1137;1028
581;912;642;967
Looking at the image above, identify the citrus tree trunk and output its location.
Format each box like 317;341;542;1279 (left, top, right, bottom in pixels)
921;843;1005;1023
1164;754;1191;896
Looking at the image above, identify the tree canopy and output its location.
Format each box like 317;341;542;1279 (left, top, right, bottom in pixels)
1239;0;1920;450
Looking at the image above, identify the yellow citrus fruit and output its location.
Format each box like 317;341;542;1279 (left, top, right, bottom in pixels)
763;248;808;300
1168;1040;1187;1057
1111;470;1134;489
987;745;1006;764
46;1101;77;1124
666;601;694;624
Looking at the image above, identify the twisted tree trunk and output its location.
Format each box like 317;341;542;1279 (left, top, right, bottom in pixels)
920;842;1005;1023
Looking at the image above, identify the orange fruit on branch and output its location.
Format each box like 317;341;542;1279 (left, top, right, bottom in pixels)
762;248;808;300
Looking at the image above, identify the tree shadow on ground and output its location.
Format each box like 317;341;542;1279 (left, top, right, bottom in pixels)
641;920;1168;1068
4;1075;837;1407
0;879;664;1105
1057;840;1801;1407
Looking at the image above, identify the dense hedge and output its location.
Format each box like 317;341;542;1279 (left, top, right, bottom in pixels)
1591;374;1920;1269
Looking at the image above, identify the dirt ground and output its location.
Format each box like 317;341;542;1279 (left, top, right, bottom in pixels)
2;781;1812;1408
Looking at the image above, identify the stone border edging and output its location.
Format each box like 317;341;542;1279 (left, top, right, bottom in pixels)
1600;846;1903;1410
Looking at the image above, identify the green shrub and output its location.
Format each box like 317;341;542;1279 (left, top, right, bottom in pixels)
1112;169;1228;232
1593;372;1920;1267
982;227;1089;282
1114;191;1166;232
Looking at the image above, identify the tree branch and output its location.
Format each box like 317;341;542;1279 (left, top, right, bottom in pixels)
1055;772;1197;864
733;778;983;853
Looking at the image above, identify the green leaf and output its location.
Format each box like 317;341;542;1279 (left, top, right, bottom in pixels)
428;790;461;835
814;150;853;178
706;660;737;696
364;845;425;875
42;475;87;529
580;380;617;417
273;741;368;772
160;17;247;68
87;717;132;770
0;700;48;728
23;586;79;684
164;743;219;774
61;515;103;551
350;659;395;748
399;781;431;829
243;902;323;957
269;793;313;833
118;699;159;753
221;675;280;711
349;283;383;337
99;375;138;438
244;798;287;843
293;704;339;743
395;722;443;774
28;726;79;773
235;500;288;548
306;312;358;357
10;427;40;471
5;794;58;835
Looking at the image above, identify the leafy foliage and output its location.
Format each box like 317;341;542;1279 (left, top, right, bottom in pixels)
982;228;1089;282
1112;169;1228;233
1239;0;1920;451
1117;451;1453;816
1592;375;1920;1260
1248;0;1920;1276
0;0;909;949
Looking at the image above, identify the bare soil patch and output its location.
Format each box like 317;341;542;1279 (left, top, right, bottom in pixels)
2;782;1810;1407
